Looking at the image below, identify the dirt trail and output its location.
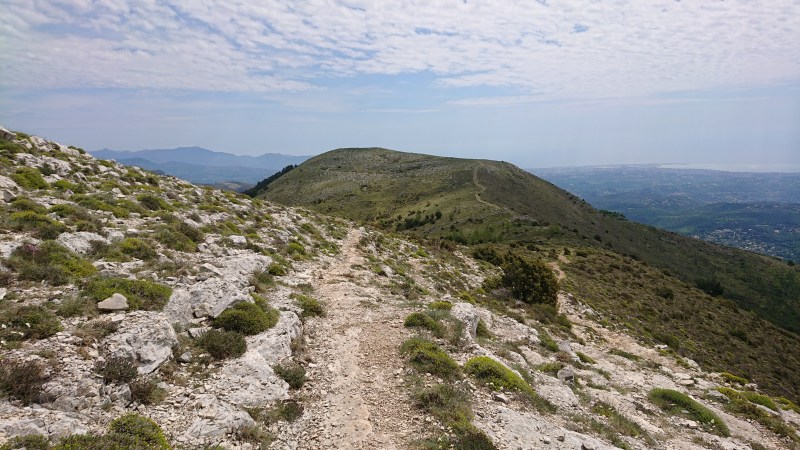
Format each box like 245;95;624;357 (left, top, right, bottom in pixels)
276;227;422;450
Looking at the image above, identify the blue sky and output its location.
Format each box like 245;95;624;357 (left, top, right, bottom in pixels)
1;0;799;170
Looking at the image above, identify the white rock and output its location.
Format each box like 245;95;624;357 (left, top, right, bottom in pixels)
56;232;110;255
97;293;129;311
106;230;125;242
103;311;178;374
0;125;14;141
2;189;15;202
228;235;248;247
451;302;480;338
0;175;20;191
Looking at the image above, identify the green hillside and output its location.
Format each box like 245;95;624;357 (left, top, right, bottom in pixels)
257;148;800;334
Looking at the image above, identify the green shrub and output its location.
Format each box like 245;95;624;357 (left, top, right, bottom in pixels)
776;397;800;413
254;400;304;425
0;434;50;450
538;329;559;352
56;297;95;318
51;179;87;193
404;311;444;336
428;300;453;310
291;293;325;317
273;362;306;389
648;388;729;437
96;355;138;383
414;383;473;430
5;241;96;285
137;194;171;211
155;225;196;252
82;277;172;311
720;372;748;386
451;428;497;450
130;377;166;405
7;210;66;239
118;238;158;261
9;197;47;214
399;337;460;379
0;304;62;341
108;413;170;449
535;361;564;376
0;359;50;405
198;329;246;360
716;388;798;441
576;352;596;364
592;401;654;445
476;319;492;339
465;356;534;395
285;241;307;258
213;302;278;335
11;167;48;190
500;253;558;305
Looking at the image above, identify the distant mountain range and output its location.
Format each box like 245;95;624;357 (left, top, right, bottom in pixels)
530;165;800;260
91;147;311;186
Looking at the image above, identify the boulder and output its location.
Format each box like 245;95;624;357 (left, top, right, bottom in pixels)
0;175;20;191
451;302;480;338
97;293;129;312
2;190;15;202
56;232;110;255
103;311;178;374
180;395;255;442
48;416;89;440
0;125;14;141
0;417;47;439
106;230;125;242
228;235;247;247
557;367;575;384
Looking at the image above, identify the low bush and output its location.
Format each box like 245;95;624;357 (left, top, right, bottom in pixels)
0;359;50;405
500;253;558;305
399;337;460;379
428;300;453;310
465;356;534;395
717;387;799;441
197;329;246;360
130;377;167;405
213;302;279;335
292;293;325;318
119;238;158;261
273;362;306;389
74;319;119;345
96;355;138;383
82;277;172;311
9;197;47;214
0;304;62;341
538;329;559;352
108;413;170;449
7;210;66;239
11;167;48;190
476;319;492;339
5;241;96;285
404;311;444;336
592;401;654;445
137;194;171;211
56;297;95;318
648;388;729;437
720;372;748;386
0;434;50;450
576;352;596;364
414;383;472;430
776;397;800;413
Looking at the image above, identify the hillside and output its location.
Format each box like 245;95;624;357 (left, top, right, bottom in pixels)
257;148;800;334
532;165;800;260
92;147;310;185
1;129;799;450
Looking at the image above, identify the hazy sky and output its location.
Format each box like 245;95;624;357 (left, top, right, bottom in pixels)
1;0;799;170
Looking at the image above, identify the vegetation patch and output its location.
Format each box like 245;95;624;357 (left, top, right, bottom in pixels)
716;387;799;442
404;311;445;337
0;305;62;341
428;300;453;310
720;372;748;386
130;377;167;405
213;302;279;335
399;336;460;379
6;210;66;239
291;293;325;318
5;241;96;285
465;356;536;397
119;238;158;261
648;388;729;437
272;362;307;389
11;167;48;190
137;193;171;211
82;277;172;311
96;355;138;384
0;359;50;405
197;329;247;360
592;401;655;446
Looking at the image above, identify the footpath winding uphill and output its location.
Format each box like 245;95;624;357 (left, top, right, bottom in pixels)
272;228;424;449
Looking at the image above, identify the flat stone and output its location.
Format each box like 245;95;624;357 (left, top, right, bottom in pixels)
98;293;129;311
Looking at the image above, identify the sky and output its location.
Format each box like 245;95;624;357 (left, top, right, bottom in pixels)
1;0;799;170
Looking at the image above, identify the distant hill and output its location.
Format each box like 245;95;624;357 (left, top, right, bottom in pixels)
255;148;800;334
531;165;800;260
91;147;310;185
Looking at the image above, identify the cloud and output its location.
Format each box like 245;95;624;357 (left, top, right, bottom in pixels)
1;0;799;99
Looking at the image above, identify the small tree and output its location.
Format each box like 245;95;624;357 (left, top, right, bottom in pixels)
500;253;558;305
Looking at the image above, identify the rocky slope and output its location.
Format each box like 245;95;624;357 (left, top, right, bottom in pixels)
0;126;798;449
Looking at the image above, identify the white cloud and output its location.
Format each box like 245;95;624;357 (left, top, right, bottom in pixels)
1;0;798;99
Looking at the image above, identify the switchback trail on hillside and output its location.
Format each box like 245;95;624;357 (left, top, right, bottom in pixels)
272;228;423;450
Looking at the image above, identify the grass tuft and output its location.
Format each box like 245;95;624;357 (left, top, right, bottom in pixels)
648;388;729;437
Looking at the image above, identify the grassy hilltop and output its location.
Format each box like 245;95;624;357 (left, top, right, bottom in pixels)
257;148;800;333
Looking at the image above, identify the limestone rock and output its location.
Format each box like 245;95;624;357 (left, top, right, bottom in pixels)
57;232;110;255
451;302;480;338
228;235;247;246
557;367;575;384
2;189;15;202
180;395;255;442
97;293;129;312
0;175;20;192
0;125;14;141
103;311;178;374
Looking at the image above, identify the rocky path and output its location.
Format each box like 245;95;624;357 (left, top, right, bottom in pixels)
274;228;422;449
